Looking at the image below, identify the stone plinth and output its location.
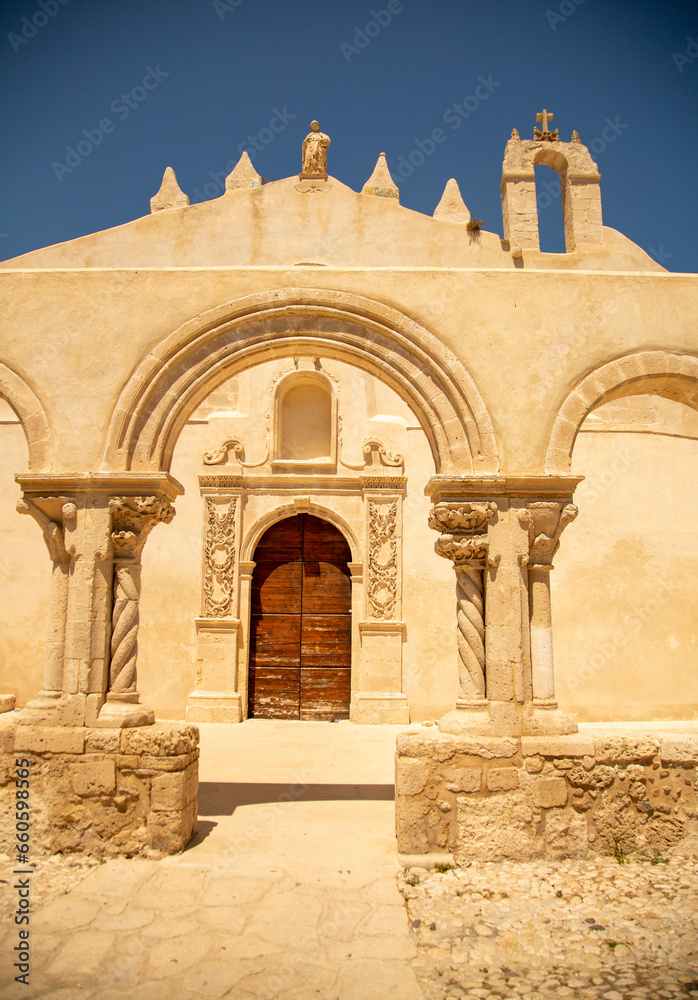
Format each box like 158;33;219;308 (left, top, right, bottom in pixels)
396;728;698;861
0;717;198;857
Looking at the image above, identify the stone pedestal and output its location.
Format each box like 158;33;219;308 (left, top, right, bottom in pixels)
186;618;243;723
0;718;199;857
351;620;409;723
396;727;698;861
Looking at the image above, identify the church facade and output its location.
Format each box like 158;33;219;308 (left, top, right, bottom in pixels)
0;117;697;857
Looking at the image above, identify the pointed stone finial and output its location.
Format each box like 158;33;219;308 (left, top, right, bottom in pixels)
433;178;470;223
362;153;399;201
571;129;581;143
150;167;190;213
225;151;263;191
511;127;520;139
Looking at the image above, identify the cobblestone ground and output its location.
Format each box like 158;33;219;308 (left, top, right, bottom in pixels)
399;853;698;1000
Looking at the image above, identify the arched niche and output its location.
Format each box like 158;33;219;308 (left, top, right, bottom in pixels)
273;371;336;466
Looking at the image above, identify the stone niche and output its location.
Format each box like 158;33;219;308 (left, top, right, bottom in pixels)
396;729;698;861
0;718;199;857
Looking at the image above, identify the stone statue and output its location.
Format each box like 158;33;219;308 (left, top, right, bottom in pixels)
300;121;330;179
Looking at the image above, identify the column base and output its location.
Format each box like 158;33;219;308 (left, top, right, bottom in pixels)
18;691;58;724
522;700;578;735
96;697;155;728
438;700;522;736
185;690;242;724
350;693;410;725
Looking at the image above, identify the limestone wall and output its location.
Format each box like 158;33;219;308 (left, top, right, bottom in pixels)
0;719;198;857
0;399;49;706
396;728;698;861
554;396;698;721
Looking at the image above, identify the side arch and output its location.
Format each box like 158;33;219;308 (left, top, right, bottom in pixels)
104;289;499;476
0;362;52;470
545;350;698;472
242;502;362;564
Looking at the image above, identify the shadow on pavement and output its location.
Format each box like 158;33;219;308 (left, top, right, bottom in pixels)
197;780;395;816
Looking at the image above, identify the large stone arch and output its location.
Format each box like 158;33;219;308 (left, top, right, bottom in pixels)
545;350;698;472
0;361;52;470
104;289;499;476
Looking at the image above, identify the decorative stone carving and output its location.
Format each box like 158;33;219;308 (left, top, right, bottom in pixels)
300;121;330;180
534;108;559;141
106;497;174;714
203;438;244;466
362;438;404;468
199;475;243;489
519;502;578;567
429;501;498;535
429;502;498;704
361;476;407;491
16;497;73;564
367;498;398;620
203;497;237;618
16;498;76;718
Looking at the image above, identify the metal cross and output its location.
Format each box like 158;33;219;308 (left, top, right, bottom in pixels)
536;109;554;132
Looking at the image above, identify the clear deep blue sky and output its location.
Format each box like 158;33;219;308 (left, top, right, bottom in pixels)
1;0;696;269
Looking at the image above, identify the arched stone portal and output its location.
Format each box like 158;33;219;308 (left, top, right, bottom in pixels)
248;514;352;721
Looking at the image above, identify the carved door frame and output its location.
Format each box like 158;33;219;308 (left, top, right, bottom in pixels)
186;475;410;725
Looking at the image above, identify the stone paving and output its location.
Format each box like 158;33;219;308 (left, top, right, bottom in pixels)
1;721;697;999
400;850;698;1000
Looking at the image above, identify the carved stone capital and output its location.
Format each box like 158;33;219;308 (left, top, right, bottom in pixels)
520;502;578;568
17;496;75;564
428;501;497;534
109;496;175;561
434;533;492;568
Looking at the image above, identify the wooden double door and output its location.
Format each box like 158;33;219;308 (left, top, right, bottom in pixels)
249;514;352;720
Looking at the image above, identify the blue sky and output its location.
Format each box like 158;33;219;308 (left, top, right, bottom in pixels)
1;0;696;269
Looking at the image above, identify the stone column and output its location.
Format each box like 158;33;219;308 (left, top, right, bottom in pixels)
429;501;498;734
97;496;174;728
519;501;578;735
16;497;76;723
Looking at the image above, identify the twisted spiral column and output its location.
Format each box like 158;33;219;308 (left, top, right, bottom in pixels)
109;561;141;700
455;565;486;701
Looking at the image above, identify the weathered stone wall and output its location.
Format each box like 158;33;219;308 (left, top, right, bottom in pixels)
0;717;198;857
396;729;698;861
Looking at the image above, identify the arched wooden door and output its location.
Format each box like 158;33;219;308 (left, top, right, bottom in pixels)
249;514;352;720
